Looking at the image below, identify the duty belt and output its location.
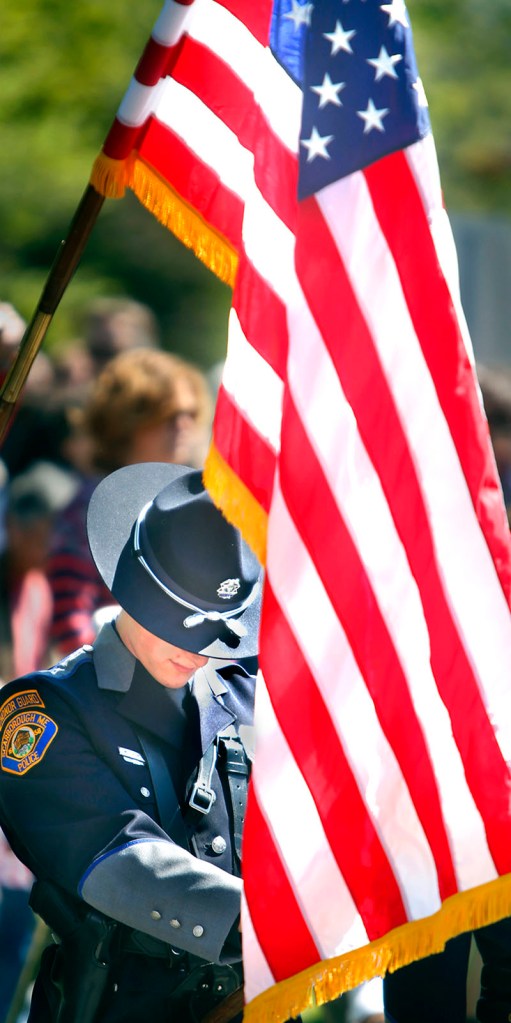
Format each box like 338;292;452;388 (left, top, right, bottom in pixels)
122;931;244;1023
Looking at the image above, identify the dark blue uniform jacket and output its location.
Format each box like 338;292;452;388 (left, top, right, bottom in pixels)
0;622;255;966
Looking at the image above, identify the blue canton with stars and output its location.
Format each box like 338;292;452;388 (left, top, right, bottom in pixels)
270;0;431;200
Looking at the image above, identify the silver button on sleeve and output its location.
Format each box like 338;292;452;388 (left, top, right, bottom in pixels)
150;910;162;921
192;925;204;938
170;918;181;929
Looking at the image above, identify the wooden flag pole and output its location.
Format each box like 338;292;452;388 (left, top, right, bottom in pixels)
0;183;105;444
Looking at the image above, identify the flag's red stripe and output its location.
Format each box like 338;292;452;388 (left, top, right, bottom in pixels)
213;386;276;514
364;151;511;598
135;36;177;87
254;127;298;236
260;583;409;939
173;36;298;231
243;785;321;978
252;107;298;234
138;117;244;253
279;392;458;895
215;0;272;47
172;37;257;144
103;120;142;161
296;195;511;871
233;259;289;382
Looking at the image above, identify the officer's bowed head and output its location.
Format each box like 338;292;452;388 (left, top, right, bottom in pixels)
87;463;262;659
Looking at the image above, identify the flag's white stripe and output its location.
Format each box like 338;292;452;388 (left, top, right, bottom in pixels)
241;896;275;1002
255;46;302;156
241;179;300;306
268;479;443;919
152;0;196;46
190;0;301;154
285;281;497;890
118;80;164;128
252;671;370;956
318;173;511;765
405;136;473;362
154;78;254;200
223;309;283;452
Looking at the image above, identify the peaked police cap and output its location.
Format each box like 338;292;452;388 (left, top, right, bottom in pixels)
87;463;261;658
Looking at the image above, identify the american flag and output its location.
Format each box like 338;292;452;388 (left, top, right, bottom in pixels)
91;1;511;1019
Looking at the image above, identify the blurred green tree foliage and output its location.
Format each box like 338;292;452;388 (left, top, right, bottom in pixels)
0;0;509;364
412;0;511;213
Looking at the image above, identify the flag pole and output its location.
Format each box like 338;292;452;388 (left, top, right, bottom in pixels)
0;183;105;445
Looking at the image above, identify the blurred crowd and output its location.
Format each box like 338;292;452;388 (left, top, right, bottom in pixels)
0;294;511;1023
0;295;217;1020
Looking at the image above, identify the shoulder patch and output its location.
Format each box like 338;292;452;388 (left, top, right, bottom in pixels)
1;710;58;776
0;690;45;730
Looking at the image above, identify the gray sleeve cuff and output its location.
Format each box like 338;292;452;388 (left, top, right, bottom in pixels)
79;838;242;964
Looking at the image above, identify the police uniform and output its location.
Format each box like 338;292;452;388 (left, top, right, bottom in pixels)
0;622;254;1020
0;462;263;1023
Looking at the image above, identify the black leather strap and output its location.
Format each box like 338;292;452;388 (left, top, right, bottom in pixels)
136;728;190;851
217;728;249;866
188;740;218;814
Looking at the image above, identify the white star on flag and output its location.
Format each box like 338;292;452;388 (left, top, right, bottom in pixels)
300;125;334;161
380;0;409;28
323;20;356;55
357;98;389;133
311;73;346;108
285;0;314;29
367;46;403;81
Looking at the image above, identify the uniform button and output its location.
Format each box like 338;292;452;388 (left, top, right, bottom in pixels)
170;919;181;929
192;925;204;938
150;910;162;921
140;787;151;798
211;835;227;855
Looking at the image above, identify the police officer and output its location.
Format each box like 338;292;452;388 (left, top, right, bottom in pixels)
0;462;262;1023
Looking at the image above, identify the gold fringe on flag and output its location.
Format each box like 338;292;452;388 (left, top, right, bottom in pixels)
90;152;134;199
90;152;239;288
204;443;268;566
243;875;511;1023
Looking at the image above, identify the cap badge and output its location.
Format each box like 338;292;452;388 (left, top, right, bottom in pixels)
217;578;240;600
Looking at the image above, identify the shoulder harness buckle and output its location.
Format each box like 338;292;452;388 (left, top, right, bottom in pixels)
188;741;217;814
